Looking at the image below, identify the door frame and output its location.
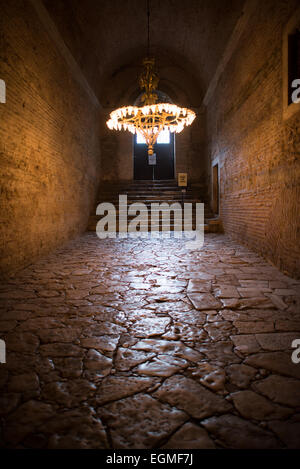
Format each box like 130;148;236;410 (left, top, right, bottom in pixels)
133;132;176;180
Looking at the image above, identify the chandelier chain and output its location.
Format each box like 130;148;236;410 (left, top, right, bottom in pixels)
106;0;196;156
147;0;150;56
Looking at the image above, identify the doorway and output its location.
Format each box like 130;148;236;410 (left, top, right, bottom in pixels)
212;163;219;215
133;129;175;180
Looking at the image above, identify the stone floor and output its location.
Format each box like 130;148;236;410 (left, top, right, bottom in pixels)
0;233;300;449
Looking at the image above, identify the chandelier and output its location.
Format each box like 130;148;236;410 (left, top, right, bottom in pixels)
106;1;196;156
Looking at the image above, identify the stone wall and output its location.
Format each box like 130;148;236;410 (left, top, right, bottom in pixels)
207;0;300;278
99;110;132;182
0;0;101;277
175;109;207;184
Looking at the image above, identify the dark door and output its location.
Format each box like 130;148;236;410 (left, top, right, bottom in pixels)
133;130;175;180
212;163;219;215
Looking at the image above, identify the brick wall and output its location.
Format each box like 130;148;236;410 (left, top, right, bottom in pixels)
0;0;101;277
175;109;207;184
207;0;300;278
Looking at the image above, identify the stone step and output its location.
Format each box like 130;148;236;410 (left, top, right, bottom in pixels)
97;191;206;196
98;183;206;192
94;200;210;207
90;210;214;220
98;179;197;185
87;221;216;233
88;224;209;232
89;215;213;222
88;179;221;233
87;216;222;233
97;192;207;198
96;192;206;197
89;208;209;216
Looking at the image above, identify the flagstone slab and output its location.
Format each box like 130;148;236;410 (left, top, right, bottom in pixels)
187;280;212;293
132;339;202;362
84;349;112;375
225;364;257;389
252;375;300;407
187;293;222;310
230;334;261;354
191;363;226;392
41;379;97;407
40;343;84;357
201;415;280;449
215;285;240;298
153;375;231;418
196;341;241;365
254;332;298;351
136;355;188;377
37;328;81;344
80;335;119;352
245;352;300;379
42;409;109;449
129;316;171;338
98;394;187;449
115;348;155;371
204;321;233;341
4;400;54;445
231;390;293;420
162;422;215;449
168;310;207;326
267;420;300;448
5;332;39;353
234;321;274;334
94;376;159;405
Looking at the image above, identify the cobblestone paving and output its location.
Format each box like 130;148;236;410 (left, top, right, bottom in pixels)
0;233;300;449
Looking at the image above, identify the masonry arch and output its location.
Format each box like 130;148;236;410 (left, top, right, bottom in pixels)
100;51;206;183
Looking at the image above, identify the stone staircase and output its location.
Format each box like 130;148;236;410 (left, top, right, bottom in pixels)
87;180;222;233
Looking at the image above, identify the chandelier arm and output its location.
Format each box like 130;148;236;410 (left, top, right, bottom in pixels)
106;101;196;154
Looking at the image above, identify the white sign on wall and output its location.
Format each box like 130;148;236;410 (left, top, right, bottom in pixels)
148;153;156;165
178;173;187;187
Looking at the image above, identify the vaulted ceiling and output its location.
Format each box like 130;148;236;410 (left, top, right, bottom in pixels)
43;0;244;107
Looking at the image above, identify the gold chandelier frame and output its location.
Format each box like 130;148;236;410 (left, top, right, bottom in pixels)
106;101;196;155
